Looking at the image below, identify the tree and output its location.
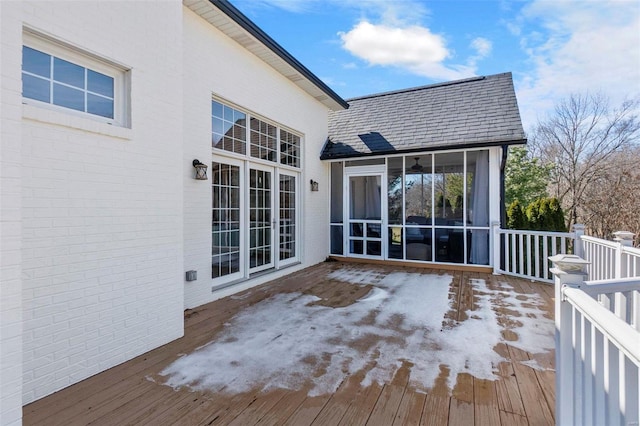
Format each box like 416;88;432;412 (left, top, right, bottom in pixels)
506;198;566;232
506;200;527;229
581;147;640;244
530;93;640;230
504;146;551;207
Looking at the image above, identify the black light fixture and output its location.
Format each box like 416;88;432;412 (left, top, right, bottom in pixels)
310;179;319;191
192;159;208;180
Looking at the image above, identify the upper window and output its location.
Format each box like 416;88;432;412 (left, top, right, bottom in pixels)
212;99;301;168
21;31;128;126
212;101;246;155
23;46;114;119
280;130;300;167
250;117;276;161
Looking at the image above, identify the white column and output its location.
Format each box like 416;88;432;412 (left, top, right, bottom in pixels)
491;221;502;275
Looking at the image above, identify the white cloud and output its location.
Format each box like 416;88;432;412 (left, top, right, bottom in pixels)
471;37;492;58
515;1;640;130
339;21;476;81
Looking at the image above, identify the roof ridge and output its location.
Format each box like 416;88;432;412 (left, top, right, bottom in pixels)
345;72;512;102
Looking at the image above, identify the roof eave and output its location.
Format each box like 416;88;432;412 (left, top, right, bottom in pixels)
186;0;348;111
320;138;528;160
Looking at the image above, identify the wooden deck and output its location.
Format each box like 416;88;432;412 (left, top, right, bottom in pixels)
23;262;556;425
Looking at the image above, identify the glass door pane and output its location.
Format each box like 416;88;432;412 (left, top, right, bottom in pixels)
279;174;296;262
212;162;241;278
249;167;274;272
348;174;383;258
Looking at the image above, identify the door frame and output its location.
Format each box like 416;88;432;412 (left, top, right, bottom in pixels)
343;165;387;259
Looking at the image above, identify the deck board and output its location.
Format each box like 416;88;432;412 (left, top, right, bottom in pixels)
23;263;555;426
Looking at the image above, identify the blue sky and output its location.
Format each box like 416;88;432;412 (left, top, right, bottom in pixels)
230;0;639;132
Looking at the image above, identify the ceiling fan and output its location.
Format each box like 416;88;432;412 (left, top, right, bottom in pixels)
411;157;423;172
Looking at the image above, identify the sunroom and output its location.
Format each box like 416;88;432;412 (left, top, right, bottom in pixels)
323;73;527;269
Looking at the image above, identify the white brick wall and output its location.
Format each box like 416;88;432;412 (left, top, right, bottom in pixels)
11;0;185;404
1;3;25;423
1;1;337;419
182;7;332;309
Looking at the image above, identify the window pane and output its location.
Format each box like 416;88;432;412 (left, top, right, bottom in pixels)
467;150;490;227
434;152;464;224
330;162;343;223
212;100;223;118
387;157;403;225
53;83;84;111
280;130;300;167
22;74;50;103
349;175;381;220
406;226;431;261
250;117;276;162
330;225;343;255
23;46;51;77
87;70;114;97
435;228;464;263
223;105;234;121
53;57;84;88
388;227;403;259
405;154;432;223
87;94;114;118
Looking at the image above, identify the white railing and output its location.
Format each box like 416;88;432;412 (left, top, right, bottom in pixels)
492;224;577;282
582;235;640;280
553;237;640;426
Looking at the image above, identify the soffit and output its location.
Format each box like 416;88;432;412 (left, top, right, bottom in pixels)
184;0;347;111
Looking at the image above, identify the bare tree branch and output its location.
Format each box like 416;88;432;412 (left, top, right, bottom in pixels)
530;93;640;231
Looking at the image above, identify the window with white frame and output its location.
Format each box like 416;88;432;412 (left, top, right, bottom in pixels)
21;31;129;126
212;101;246;155
211;98;302;282
280;129;300;167
211;99;301;169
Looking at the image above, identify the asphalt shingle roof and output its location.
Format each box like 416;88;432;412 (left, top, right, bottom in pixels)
321;72;526;160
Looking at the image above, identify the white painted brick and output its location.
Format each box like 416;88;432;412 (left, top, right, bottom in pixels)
3;0;337;420
182;7;331;309
6;0;185;406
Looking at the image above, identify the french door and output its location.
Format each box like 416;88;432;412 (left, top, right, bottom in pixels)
213;160;298;282
249;165;275;273
345;167;386;259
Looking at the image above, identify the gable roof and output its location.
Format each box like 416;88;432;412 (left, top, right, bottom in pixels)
184;0;348;111
321;72;526;160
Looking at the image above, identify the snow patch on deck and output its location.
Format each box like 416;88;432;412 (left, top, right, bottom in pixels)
161;268;553;396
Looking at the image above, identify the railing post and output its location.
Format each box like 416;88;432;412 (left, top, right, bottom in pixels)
550;254;591;426
573;224;585;258
491;221;501;275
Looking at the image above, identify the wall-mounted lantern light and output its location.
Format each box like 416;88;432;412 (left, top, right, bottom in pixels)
310;179;319;191
192;159;208;180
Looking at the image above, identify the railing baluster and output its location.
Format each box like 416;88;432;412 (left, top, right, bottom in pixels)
606;339;621;426
510;232;516;274
594;326;606;425
581;314;593;426
623;357;639;425
518;233;524;274
535;235;549;279
631;290;640;331
574;311;584;425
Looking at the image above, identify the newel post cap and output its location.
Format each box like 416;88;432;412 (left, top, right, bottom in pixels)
613;231;635;246
548;254;590;274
